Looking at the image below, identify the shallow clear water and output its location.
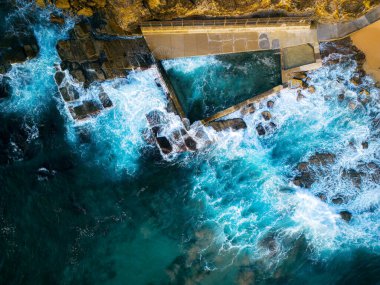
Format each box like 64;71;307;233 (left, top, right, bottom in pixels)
0;3;380;285
163;51;282;122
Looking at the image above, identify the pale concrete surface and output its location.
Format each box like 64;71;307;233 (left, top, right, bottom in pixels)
142;19;318;60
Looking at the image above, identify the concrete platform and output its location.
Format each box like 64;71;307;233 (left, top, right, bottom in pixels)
142;18;318;60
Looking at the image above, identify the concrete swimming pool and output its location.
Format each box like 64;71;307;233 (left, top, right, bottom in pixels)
162;50;282;122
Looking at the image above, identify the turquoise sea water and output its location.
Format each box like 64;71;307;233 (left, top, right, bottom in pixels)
0;2;380;285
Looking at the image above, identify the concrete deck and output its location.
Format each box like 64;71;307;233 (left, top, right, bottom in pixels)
142;18;318;60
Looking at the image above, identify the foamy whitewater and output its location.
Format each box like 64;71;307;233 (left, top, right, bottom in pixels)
0;2;379;285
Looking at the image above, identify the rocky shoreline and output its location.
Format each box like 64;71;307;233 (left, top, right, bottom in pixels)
36;0;379;33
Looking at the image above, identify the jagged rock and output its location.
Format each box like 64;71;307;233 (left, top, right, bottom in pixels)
340;210;352;222
45;0;379;33
332;197;344;204
0;14;39;74
308;153;336;165
267;100;274;108
289;79;304;89
308;85;316;93
293;72;307;80
0;77;12;99
55;0;70;9
156;136;172;154
50;14;65;25
54;71;65;86
316;193;327;202
360;89;370;96
56;21;153;86
261;111;272;121
349;101;357;110
209;118;247;132
77;7;94;17
59;85;80;102
341;169;363;188
297;90;305;101
293;153;336;188
256;123;266;136
350;76;362;86
69;101;102;120
241;103;256;115
146;110;168;127
76;127;92;144
37;167;56;181
184;136;197;151
98;91;113;108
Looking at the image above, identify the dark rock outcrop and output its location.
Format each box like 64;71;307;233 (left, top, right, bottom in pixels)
0;76;12;99
293;152;336;188
0;3;39;74
54;67;113;121
208;118;247;132
340;210;352;222
56;21;153;87
146;110;199;155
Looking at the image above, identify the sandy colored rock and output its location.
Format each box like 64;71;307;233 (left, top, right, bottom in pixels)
55;0;70;9
77;7;94;17
43;0;380;33
351;20;380;82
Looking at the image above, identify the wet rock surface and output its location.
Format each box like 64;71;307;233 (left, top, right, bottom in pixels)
145;110;205;155
0;2;39;74
56;21;153;87
340;210;352;222
0;116;41;165
293;153;336;188
208;118;247;132
0;76;12;99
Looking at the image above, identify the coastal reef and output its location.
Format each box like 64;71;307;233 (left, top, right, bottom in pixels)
38;0;380;32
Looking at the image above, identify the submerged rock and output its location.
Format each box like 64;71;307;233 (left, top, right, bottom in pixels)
332;197;344;205
156;136;173;154
241;103;256;115
256;123;266;136
0;76;12;99
316;193;327;202
0;17;39;73
261;111;272;121
296;90;306;101
69;101;102;120
209;118;247;132
340;210;352;222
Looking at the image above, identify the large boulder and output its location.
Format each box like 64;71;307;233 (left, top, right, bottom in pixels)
209;118;247;132
0;76;12;99
340;210;352;222
293;153;336;188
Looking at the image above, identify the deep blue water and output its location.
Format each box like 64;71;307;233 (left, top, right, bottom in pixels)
0;2;380;285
